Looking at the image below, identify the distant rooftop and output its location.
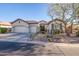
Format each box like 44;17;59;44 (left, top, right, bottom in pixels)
0;22;11;26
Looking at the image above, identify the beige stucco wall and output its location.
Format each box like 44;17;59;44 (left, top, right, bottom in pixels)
11;20;29;32
12;20;29;27
47;21;65;33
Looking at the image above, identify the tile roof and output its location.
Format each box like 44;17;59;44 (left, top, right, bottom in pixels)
26;20;38;24
39;20;48;25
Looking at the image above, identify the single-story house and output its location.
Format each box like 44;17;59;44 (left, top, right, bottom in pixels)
10;18;79;34
11;18;66;34
11;19;38;34
0;18;78;34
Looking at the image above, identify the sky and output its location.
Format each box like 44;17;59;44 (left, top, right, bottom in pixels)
0;3;51;22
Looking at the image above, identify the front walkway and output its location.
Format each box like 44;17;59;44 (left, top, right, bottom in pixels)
32;43;79;56
55;43;79;56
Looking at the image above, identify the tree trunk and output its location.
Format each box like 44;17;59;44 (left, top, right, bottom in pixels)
70;23;73;33
65;23;67;33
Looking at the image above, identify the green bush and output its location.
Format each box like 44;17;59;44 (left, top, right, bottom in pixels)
53;29;60;35
0;28;7;33
76;31;79;37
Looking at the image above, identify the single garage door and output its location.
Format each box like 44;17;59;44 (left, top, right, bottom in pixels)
30;27;37;33
14;26;29;33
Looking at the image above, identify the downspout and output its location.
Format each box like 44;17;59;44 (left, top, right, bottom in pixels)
71;3;75;33
64;23;67;33
29;24;32;40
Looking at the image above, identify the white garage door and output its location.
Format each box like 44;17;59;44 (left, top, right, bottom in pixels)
14;26;29;33
30;27;37;33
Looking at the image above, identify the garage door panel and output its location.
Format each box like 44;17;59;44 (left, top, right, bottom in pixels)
14;26;29;33
30;27;37;33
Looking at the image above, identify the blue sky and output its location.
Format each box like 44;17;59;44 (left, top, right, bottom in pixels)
0;3;51;22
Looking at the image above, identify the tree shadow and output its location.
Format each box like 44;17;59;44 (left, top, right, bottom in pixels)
0;41;40;55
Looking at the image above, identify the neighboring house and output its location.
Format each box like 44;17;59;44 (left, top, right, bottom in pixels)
0;22;12;32
11;19;38;34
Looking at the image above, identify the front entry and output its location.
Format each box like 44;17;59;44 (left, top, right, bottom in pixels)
40;25;46;33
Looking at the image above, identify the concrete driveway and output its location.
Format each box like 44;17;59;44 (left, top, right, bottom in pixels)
0;33;30;42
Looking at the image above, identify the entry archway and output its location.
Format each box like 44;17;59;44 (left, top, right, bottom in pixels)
48;18;66;34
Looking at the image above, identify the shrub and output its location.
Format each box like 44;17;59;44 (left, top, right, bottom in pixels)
0;28;7;33
48;38;52;42
76;31;79;37
41;31;45;34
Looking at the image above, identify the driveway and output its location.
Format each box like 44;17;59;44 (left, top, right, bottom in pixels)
0;33;30;42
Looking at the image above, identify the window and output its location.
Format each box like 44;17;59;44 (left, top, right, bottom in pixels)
19;21;20;23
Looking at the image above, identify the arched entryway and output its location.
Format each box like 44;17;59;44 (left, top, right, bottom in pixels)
48;19;66;34
38;20;47;34
40;24;46;33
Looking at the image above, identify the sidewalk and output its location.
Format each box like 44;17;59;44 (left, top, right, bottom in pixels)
55;43;79;56
26;42;79;56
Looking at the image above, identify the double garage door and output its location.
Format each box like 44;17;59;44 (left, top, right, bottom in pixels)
14;26;29;33
13;26;37;33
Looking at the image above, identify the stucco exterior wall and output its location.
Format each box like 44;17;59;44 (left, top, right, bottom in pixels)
11;20;29;32
12;20;29;27
47;20;65;34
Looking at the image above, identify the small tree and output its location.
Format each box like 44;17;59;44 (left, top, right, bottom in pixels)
0;28;7;33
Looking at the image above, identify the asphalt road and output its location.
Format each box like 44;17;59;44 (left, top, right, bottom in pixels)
0;41;41;56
